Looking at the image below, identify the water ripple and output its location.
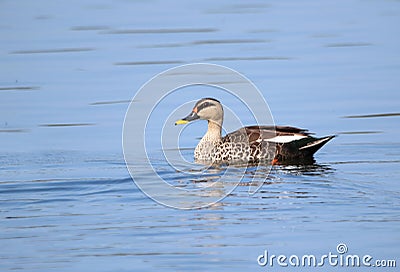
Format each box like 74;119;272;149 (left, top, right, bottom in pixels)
10;48;95;54
342;112;400;118
103;27;218;34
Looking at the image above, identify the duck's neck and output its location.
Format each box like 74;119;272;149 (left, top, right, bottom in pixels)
202;120;222;143
195;120;222;160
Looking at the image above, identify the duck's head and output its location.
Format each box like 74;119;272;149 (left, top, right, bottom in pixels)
175;98;223;126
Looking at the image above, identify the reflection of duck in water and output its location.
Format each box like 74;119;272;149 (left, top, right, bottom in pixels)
175;98;335;165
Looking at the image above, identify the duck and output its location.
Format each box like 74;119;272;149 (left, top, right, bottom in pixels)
175;98;335;165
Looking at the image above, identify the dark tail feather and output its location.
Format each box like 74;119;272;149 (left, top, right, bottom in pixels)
298;135;336;156
275;135;336;165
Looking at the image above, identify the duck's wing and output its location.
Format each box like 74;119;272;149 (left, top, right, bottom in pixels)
271;125;311;135
259;125;311;143
221;126;274;144
253;125;335;151
222;125;310;144
258;126;335;162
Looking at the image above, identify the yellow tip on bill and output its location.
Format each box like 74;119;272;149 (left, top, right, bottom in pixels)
175;119;189;125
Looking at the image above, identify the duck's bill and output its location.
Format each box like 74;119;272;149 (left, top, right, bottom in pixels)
175;111;199;125
175;119;189;125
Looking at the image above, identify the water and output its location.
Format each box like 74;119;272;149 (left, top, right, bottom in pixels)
1;0;400;271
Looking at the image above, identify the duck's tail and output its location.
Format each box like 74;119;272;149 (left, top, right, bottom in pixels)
298;135;336;156
275;135;336;165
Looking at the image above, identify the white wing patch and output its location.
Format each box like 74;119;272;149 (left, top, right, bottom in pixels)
266;135;307;143
299;137;328;150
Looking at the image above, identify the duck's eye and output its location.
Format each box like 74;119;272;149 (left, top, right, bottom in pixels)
197;101;214;112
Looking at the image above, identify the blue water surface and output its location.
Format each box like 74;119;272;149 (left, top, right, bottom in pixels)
1;0;399;271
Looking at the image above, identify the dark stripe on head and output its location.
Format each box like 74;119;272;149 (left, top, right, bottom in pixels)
194;97;220;112
195;97;220;106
